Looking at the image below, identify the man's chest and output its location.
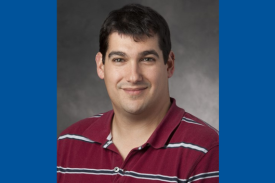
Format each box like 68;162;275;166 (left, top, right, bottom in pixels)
57;140;200;183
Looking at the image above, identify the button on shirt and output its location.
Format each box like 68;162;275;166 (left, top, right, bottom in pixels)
57;98;219;183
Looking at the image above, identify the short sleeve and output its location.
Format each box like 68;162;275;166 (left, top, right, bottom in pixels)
188;145;219;183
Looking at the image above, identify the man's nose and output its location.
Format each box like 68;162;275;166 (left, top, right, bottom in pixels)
126;62;142;83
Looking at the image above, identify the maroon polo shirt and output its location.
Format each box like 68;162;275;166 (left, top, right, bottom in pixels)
57;98;219;183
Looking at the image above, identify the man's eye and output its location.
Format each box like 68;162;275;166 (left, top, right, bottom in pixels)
142;58;155;62
113;58;124;62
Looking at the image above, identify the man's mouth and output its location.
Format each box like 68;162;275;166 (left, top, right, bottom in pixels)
122;87;147;95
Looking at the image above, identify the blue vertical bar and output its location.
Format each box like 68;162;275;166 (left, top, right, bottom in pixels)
0;0;57;182
220;0;275;182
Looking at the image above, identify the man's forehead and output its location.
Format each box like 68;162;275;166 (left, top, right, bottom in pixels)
107;32;162;54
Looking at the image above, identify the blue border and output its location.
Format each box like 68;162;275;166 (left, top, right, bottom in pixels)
220;1;275;182
1;0;275;182
0;1;57;182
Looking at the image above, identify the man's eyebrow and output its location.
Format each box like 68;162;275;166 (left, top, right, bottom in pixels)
108;51;126;58
108;50;159;58
139;50;159;58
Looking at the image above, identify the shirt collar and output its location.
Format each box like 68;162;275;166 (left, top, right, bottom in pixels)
82;110;114;144
82;98;185;148
146;98;185;149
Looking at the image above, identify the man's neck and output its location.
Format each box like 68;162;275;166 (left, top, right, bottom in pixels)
111;97;171;159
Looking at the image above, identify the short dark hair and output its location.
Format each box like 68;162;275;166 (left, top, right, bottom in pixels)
99;4;171;64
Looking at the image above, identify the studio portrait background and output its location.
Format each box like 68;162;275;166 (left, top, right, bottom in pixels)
57;0;219;136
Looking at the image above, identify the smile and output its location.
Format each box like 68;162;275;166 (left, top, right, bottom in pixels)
122;87;147;95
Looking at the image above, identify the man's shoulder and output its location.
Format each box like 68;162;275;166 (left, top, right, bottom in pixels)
172;111;219;150
58;111;109;137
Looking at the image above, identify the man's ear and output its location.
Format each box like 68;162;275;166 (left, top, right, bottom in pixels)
95;52;104;79
167;51;175;78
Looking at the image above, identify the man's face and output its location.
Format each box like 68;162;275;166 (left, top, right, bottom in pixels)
96;32;174;115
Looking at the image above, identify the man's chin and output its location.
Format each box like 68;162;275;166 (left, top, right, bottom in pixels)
124;107;144;115
122;103;146;115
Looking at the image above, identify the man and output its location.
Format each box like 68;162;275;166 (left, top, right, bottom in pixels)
57;4;219;183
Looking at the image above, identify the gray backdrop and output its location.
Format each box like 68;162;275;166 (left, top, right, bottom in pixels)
57;0;219;136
